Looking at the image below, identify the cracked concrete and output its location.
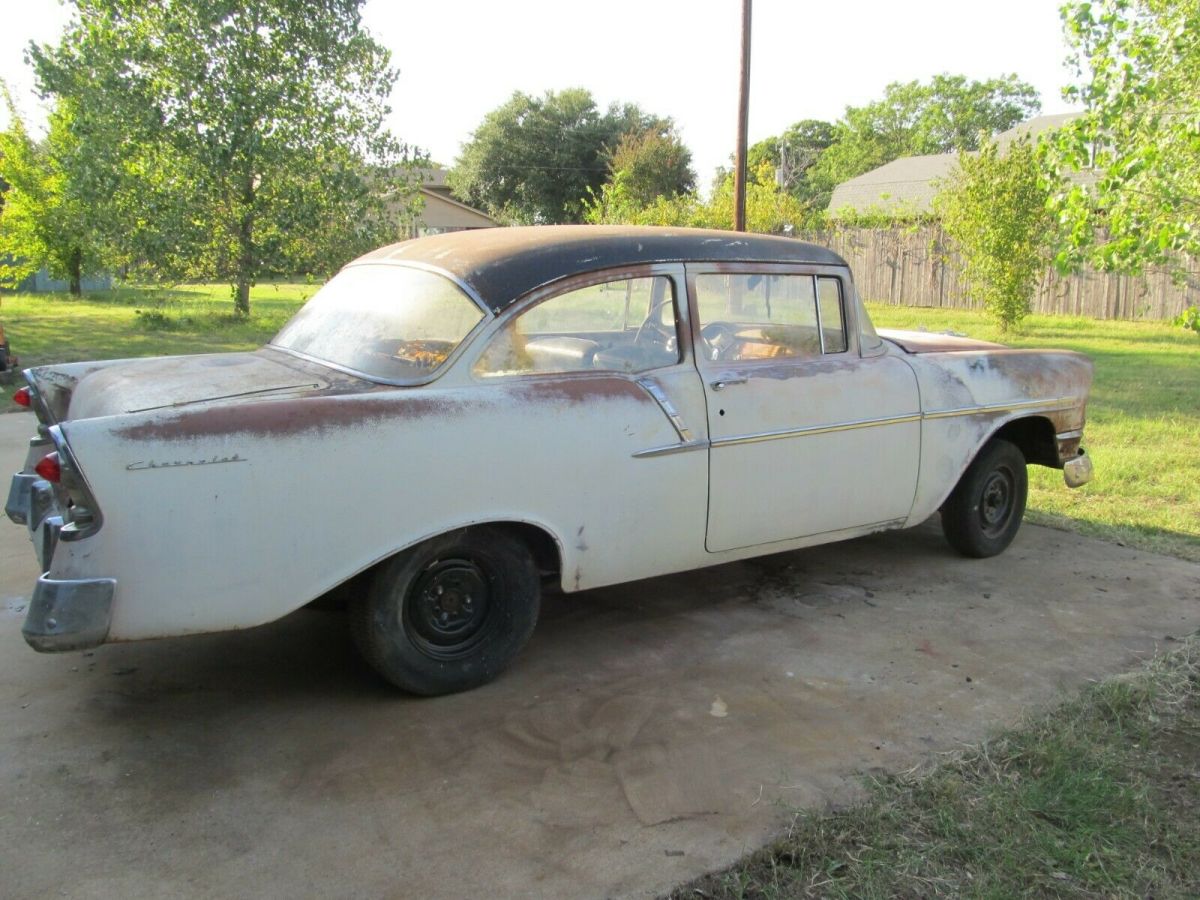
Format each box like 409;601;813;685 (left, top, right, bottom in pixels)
1;410;1198;898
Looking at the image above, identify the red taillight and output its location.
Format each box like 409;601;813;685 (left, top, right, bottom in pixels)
12;386;31;407
35;452;61;483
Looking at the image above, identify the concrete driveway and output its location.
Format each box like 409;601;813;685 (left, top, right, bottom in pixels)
1;408;1198;899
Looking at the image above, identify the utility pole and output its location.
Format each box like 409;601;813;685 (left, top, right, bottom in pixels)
733;0;752;232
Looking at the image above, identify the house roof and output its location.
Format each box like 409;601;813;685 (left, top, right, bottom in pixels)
828;112;1085;216
828;153;960;216
351;225;848;312
413;166;450;190
417;188;497;229
994;112;1081;148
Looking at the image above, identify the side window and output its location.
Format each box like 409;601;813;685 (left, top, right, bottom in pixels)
695;273;848;362
817;277;848;353
475;275;680;377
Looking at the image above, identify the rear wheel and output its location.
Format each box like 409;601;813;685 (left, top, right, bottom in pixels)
350;528;540;695
940;439;1028;558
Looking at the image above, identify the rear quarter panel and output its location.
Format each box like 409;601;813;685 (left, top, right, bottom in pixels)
53;376;707;641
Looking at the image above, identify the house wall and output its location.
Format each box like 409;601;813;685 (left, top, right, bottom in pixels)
11;268;114;294
804;225;1198;321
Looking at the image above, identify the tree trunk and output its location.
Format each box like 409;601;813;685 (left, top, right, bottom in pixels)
68;247;82;297
234;276;251;316
234;184;255;316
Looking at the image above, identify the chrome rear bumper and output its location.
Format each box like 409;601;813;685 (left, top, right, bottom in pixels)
22;575;116;652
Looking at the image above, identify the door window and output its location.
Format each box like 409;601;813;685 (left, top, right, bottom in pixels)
475;275;680;376
695;273;847;361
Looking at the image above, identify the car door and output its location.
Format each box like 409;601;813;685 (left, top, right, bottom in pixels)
467;264;712;588
689;264;921;552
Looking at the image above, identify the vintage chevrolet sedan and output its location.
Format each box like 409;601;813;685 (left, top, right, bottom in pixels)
6;226;1094;694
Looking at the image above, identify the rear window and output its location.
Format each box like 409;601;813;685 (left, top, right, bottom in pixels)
271;265;484;381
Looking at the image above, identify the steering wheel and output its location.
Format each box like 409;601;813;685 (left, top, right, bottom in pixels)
700;322;736;360
633;297;676;350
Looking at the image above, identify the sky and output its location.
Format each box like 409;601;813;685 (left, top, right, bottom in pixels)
0;0;1080;189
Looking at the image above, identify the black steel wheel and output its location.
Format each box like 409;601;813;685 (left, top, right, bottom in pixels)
351;528;540;695
940;438;1028;558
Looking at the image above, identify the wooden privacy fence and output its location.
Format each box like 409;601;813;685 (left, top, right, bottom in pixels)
801;225;1199;320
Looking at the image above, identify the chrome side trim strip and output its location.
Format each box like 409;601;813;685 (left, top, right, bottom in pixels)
635;378;693;441
711;412;921;448
922;396;1076;420
706;396;1081;451
632;439;710;459
1056;428;1084;441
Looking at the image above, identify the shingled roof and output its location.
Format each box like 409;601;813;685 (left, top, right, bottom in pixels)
828;153;960;217
828;113;1084;217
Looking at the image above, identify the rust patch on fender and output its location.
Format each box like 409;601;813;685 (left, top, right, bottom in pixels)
506;376;654;406
981;349;1093;397
113;393;480;442
720;357;864;382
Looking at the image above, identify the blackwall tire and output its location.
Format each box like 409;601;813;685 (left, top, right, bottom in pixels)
940;439;1028;559
350;528;540;695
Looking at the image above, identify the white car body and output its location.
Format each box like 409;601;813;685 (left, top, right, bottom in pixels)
7;226;1094;688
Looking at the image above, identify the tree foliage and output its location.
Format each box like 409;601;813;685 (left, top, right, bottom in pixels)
934;139;1057;330
747;119;835;203
448;88;665;225
586;161;807;235
806;74;1041;210
0;90;104;295
31;0;410;313
603;124;695;207
1048;0;1200;271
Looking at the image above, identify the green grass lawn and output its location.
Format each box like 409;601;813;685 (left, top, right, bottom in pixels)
673;639;1200;900
867;305;1200;562
2;285;1196;561
0;281;313;367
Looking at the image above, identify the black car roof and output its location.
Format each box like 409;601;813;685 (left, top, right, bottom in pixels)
350;225;849;313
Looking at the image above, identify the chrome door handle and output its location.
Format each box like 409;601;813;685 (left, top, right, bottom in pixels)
710;375;747;391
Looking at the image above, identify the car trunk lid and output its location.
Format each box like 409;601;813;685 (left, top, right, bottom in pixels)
53;350;335;421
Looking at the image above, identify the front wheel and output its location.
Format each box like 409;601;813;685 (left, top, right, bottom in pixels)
940;439;1028;558
350;528;540;695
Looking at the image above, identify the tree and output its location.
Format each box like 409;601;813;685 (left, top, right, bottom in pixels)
586;161;806;235
747;119;834;202
1048;0;1200;272
603;125;695;207
808;74;1041;210
448;89;665;225
0;90;104;295
934;139;1057;330
31;0;411;314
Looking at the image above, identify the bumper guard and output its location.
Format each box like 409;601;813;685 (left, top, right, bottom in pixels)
1063;449;1094;489
5;471;40;525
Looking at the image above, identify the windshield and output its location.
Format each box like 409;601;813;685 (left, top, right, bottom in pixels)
271;264;485;381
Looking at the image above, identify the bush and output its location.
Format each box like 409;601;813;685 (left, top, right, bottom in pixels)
934;138;1057;331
